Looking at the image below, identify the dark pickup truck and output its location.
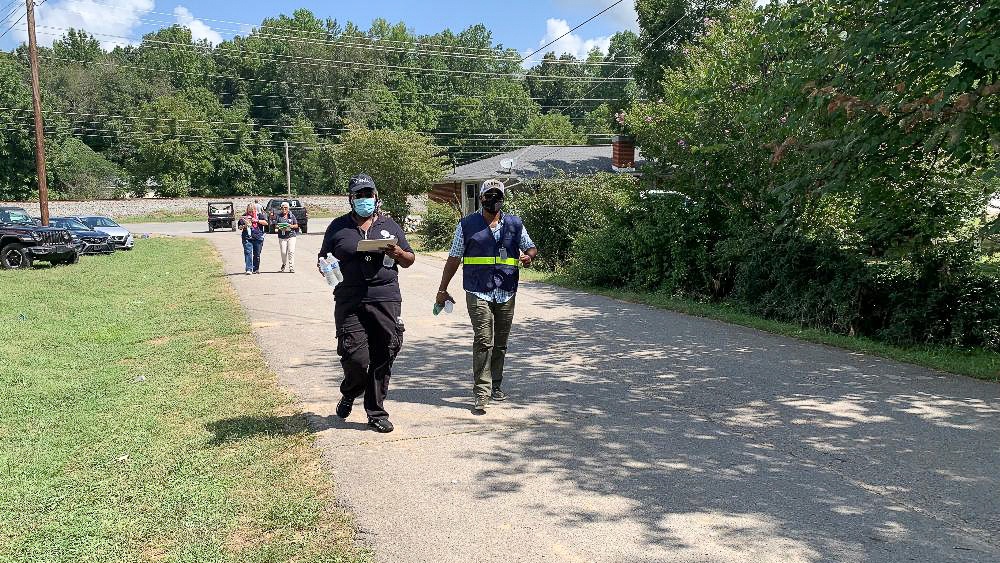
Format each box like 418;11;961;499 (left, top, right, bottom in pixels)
0;206;79;269
264;198;309;234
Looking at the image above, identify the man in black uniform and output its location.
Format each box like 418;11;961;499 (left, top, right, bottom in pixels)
318;174;415;433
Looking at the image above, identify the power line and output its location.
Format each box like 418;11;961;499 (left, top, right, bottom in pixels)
33;31;622;107
77;0;640;63
0;6;26;41
43;54;617;119
54;22;636;68
29;23;633;73
5;110;611;147
529;15;691;165
520;0;625;64
557;12;690;116
39;39;631;85
0;0;21;22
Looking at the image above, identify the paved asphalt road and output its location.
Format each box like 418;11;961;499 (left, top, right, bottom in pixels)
135;220;1000;562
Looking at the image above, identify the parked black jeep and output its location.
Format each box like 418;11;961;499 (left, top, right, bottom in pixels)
0;207;79;269
264;198;309;234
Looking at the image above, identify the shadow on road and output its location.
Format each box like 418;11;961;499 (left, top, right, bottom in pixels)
393;283;999;560
204;278;1000;560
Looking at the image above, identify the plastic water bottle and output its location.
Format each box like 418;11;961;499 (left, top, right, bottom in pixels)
381;231;397;268
319;253;343;287
433;299;454;316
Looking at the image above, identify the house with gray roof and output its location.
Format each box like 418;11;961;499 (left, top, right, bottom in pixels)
429;139;644;214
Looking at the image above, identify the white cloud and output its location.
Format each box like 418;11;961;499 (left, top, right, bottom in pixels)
3;1;221;49
173;5;221;45
558;0;640;31
525;18;612;65
13;0;155;48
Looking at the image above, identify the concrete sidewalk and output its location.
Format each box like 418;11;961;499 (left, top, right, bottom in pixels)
137;221;1000;562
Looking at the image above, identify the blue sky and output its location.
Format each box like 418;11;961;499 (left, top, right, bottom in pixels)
2;0;639;62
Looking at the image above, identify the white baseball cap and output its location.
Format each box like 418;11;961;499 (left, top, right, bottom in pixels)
480;178;506;196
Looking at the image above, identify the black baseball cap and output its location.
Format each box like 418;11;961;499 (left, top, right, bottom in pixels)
348;174;376;193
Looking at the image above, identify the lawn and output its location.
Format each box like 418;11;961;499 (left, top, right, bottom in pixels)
519;269;1000;382
117;209;205;224
117;205;336;224
0;240;367;562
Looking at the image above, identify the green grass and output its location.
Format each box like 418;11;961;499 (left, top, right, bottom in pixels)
520;269;999;382
0;240;368;563
117;209;204;223
118;205;336;224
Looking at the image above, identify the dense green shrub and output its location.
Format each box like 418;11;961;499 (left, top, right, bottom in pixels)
418;200;461;251
567;184;1000;349
585;0;1000;352
509;172;635;269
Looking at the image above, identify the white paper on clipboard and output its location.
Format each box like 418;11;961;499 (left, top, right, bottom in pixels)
357;236;397;252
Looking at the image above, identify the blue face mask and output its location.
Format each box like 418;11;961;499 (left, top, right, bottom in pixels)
353;197;376;217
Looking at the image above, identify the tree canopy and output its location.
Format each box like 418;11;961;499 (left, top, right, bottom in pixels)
1;12;633;202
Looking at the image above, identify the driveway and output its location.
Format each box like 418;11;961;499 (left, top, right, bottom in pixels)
135;220;1000;562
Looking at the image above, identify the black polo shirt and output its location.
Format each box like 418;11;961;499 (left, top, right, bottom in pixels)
318;213;412;304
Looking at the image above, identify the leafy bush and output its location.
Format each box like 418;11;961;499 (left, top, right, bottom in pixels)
572;208;1000;349
509;172;635;269
587;0;1000;352
50;138;125;200
418;200;461;251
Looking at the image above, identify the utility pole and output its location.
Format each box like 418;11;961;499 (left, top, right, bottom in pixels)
283;140;291;198
26;0;50;225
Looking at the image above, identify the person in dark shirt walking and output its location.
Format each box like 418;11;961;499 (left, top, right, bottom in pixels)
318;174;415;433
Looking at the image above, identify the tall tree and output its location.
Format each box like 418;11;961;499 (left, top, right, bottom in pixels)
334;126;448;219
0;55;36;200
634;0;741;96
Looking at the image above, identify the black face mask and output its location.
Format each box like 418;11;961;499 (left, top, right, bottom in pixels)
482;195;503;213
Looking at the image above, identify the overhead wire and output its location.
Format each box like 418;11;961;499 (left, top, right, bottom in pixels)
556;13;689;116
76;0;639;64
0;5;26;41
519;0;624;63
6;5;634;157
21;17;635;79
39;52;613;126
5;109;612;145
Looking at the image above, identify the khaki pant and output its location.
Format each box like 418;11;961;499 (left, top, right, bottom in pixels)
466;293;516;399
278;236;296;269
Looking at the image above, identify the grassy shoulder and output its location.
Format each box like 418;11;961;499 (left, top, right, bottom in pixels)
520;268;999;382
0;240;367;562
117;206;336;225
117;209;204;223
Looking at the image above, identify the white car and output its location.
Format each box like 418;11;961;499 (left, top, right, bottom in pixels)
79;216;134;250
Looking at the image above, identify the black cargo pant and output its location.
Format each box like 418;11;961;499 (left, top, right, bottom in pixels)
334;299;404;420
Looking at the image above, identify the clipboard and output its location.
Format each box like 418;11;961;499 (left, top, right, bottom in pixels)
357;236;396;252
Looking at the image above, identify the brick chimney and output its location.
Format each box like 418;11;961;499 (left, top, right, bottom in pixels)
612;135;635;171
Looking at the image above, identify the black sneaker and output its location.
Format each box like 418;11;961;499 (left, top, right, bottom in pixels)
368;417;394;433
491;388;508;402
335;397;353;419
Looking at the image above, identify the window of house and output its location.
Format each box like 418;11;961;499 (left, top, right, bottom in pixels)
463;182;480;214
